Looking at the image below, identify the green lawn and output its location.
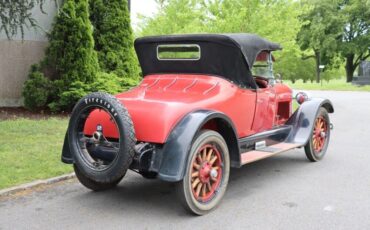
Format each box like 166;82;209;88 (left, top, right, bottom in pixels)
0;118;72;189
286;78;370;91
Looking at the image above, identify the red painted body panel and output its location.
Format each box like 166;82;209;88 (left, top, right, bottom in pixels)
83;74;293;143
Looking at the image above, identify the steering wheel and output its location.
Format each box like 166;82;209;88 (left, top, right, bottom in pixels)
254;76;269;88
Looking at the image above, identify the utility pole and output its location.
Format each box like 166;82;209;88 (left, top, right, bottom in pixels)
128;0;131;12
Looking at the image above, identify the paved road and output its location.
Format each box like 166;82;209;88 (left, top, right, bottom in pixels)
1;91;370;230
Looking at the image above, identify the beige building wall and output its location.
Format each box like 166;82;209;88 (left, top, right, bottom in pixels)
0;2;58;107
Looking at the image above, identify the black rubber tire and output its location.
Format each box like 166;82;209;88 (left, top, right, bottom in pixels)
74;164;123;191
305;107;330;162
177;130;230;215
68;92;136;185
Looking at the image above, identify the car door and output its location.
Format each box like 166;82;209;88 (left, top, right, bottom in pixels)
252;84;276;133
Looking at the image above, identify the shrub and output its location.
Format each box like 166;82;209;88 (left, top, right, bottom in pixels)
47;72;140;112
90;72;125;94
45;0;99;85
22;65;51;110
49;81;91;112
43;0;99;111
23;0;140;112
90;0;139;78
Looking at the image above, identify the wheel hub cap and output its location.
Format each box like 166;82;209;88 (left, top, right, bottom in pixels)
199;163;212;183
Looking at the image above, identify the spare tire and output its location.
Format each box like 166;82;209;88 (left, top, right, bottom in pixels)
68;92;136;185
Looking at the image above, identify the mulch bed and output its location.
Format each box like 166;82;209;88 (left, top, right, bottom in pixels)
0;107;69;120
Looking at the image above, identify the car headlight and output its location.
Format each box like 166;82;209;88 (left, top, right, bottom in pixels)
295;92;309;104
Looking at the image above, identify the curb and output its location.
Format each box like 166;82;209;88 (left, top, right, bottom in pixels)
0;173;75;197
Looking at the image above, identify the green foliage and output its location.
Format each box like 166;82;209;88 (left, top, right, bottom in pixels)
138;0;309;82
297;0;342;57
47;72;138;112
338;0;370;81
45;0;99;86
90;0;139;78
0;118;71;189
90;72;139;93
138;0;204;35
22;65;51;110
49;81;90;112
23;0;101;112
23;0;140;112
275;52;316;83
296;0;344;82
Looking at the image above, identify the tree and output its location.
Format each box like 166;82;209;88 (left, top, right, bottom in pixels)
90;0;139;78
297;0;343;83
138;0;307;83
46;0;99;85
138;0;204;35
338;0;370;82
22;0;100;111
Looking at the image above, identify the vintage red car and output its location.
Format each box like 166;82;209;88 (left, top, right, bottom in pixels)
62;34;334;215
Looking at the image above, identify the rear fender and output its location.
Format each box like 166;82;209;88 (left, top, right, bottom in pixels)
286;98;334;145
61;132;74;164
158;110;239;182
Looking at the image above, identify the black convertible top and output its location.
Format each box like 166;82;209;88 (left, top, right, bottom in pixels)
135;33;281;88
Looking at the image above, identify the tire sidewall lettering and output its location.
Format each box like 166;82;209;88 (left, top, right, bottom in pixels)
82;96;117;117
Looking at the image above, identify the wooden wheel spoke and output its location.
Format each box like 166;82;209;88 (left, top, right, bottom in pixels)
210;156;217;165
192;178;200;189
193;162;200;170
202;148;207;161
191;171;199;178
202;183;207;197
206;182;212;192
197;155;203;164
195;183;202;197
206;148;213;162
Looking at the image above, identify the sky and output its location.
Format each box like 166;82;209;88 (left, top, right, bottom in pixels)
131;0;158;30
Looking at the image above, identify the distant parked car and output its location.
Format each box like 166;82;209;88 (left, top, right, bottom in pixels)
62;33;334;215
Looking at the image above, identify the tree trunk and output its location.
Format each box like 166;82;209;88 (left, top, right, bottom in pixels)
345;54;355;82
315;51;321;83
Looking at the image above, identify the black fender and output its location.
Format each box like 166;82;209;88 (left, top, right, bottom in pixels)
158;110;239;182
286;98;334;145
61;132;74;164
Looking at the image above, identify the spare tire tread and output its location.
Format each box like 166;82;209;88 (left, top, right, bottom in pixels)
68;92;136;185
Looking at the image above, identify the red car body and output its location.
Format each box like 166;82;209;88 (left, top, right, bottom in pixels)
84;74;292;143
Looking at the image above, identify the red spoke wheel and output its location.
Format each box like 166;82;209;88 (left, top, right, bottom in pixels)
304;107;331;162
177;130;230;215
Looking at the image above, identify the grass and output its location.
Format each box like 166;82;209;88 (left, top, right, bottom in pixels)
0;118;72;189
285;78;370;91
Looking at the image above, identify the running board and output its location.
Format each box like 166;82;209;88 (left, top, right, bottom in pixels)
241;142;302;165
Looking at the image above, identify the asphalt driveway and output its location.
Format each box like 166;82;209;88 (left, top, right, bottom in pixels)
1;90;370;230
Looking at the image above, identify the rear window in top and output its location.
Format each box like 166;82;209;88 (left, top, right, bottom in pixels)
157;44;201;60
